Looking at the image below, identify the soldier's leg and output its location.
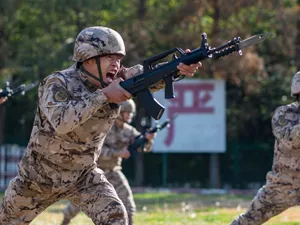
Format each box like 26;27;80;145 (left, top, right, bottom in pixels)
70;167;128;225
229;183;296;225
0;176;56;225
106;170;136;225
60;201;81;225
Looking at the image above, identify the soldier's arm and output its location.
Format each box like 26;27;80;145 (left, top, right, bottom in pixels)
272;106;300;143
99;145;121;159
39;75;109;134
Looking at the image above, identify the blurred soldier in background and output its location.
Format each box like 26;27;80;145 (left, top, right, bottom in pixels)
61;99;156;225
0;25;201;225
229;71;300;224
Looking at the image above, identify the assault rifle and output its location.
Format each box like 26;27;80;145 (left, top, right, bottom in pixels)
119;33;270;120
0;81;39;98
128;114;177;155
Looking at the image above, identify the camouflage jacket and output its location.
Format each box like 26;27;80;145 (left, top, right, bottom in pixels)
97;123;152;171
269;101;300;184
18;63;162;187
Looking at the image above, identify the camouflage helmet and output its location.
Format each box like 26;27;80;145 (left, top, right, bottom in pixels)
120;99;136;114
291;71;300;96
72;26;126;62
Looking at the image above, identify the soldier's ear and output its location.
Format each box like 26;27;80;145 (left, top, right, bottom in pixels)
83;58;94;66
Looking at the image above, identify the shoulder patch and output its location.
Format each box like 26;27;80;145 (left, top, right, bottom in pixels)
53;87;70;102
278;115;288;126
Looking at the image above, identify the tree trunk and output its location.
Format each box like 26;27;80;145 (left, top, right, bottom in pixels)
208;0;221;188
132;0;148;186
133;106;149;186
138;0;146;20
0;106;5;144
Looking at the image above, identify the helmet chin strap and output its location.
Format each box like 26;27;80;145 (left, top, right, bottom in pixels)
79;57;108;88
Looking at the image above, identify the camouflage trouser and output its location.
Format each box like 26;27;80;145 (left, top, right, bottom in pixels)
0;167;128;225
229;181;300;225
62;170;135;225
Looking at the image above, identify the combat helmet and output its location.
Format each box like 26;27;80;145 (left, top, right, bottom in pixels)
116;99;136;123
291;71;300;97
73;26;126;88
120;99;136;114
73;26;126;62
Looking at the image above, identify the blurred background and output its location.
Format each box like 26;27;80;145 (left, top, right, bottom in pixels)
0;0;298;192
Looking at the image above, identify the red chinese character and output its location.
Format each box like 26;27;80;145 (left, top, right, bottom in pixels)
165;83;215;146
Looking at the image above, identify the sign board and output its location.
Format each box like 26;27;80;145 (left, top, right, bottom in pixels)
152;79;226;153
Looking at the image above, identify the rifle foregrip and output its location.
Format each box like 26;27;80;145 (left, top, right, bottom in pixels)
213;46;239;60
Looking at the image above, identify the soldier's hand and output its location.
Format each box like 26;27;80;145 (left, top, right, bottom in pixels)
0;89;7;105
119;149;131;159
118;65;143;80
0;97;7;105
102;78;132;104
145;132;157;141
177;49;202;77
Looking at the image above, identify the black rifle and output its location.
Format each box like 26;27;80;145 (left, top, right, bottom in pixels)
119;33;270;120
128;114;177;155
0;81;39;98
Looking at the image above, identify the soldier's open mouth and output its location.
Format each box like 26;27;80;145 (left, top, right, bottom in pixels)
106;72;116;83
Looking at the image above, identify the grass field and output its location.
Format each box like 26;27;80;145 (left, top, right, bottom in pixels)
1;192;300;225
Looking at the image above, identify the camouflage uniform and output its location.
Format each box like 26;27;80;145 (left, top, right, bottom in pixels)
62;101;152;225
0;26;161;225
229;72;300;225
